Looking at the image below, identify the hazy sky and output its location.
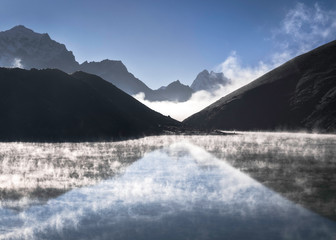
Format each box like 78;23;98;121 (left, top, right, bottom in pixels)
1;0;336;89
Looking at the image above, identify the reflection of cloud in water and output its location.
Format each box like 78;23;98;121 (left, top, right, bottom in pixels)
1;142;335;240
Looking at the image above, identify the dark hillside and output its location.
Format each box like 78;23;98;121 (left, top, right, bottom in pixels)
0;68;179;141
184;40;336;133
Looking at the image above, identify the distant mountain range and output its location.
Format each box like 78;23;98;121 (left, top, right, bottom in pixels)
0;67;180;141
184;40;336;133
0;26;227;102
150;80;194;102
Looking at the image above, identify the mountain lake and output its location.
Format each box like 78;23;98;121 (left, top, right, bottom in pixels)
0;132;335;240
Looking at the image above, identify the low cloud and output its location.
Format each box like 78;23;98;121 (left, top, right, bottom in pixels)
216;52;272;94
134;87;226;121
0;57;24;68
11;58;23;68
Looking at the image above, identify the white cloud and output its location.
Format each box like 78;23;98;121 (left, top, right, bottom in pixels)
134;87;226;121
275;2;336;55
0;57;24;68
11;58;23;68
216;52;272;94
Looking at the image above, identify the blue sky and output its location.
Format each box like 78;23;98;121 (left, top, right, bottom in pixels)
1;0;336;89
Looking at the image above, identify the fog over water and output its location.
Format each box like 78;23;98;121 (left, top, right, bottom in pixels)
0;133;336;239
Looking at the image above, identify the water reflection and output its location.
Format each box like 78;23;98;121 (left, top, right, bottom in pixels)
1;142;335;240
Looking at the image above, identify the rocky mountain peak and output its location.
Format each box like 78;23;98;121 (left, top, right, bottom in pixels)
170;80;181;85
7;25;34;34
201;69;209;74
0;25;78;72
191;69;230;92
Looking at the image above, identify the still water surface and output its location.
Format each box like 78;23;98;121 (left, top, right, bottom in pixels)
0;141;335;240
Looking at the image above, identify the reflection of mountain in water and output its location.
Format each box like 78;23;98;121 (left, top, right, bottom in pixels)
1;142;335;240
1;133;335;221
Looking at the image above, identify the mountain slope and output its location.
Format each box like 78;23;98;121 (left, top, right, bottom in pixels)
0;68;179;141
184;40;336;132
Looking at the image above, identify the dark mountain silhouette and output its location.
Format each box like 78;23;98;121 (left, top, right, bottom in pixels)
78;60;152;96
80;60;195;102
184;40;336;133
0;25;194;102
191;70;230;92
150;80;194;102
0;67;180;141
